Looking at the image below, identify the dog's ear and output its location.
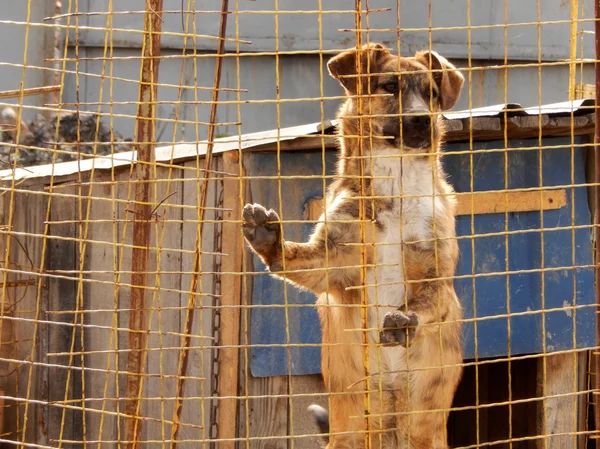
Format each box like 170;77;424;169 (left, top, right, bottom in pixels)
415;50;464;110
327;43;390;93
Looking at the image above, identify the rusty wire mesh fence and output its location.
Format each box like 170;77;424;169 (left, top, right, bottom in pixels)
0;1;599;449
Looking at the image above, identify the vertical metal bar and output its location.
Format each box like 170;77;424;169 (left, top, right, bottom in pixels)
353;3;372;449
124;1;163;448
52;0;63;105
594;0;600;445
568;0;579;101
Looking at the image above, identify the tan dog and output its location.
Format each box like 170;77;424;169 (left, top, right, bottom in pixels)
242;43;464;449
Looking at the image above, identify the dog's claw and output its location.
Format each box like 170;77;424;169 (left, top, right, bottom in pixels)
379;310;419;347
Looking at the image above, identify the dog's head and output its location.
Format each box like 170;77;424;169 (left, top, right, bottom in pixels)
327;43;464;151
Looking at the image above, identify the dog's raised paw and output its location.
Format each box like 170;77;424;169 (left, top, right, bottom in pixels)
379;310;419;347
242;203;282;268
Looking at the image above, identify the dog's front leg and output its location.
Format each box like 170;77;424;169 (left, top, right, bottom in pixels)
378;250;457;347
374;236;460;347
242;203;360;295
378;282;453;347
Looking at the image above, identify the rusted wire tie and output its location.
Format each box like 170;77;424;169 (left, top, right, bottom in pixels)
0;397;204;428
39;299;595;317
42;95;600;107
344;263;599;290
0;266;222;300
23;16;594;33
0;356;207;381
0;85;60;99
342;17;597;33
44;8;391;20
0;62;248;91
0;315;215;339
39;56;593;73
0;19;251;44
40;326;598;359
68;428;593;446
37;177;600;194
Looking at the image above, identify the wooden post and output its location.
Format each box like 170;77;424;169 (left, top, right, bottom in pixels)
124;1;163;448
216;150;244;449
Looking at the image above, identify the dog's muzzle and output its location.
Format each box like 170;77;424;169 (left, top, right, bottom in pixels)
382;112;435;149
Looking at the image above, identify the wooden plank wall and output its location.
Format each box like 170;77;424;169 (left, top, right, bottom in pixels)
1;158;220;448
45;182;82;445
0;185;49;443
113;161;217;447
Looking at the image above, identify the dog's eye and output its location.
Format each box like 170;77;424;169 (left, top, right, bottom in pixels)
382;82;398;94
426;89;439;100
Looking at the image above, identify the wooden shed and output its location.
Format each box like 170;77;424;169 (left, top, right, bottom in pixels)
0;99;597;448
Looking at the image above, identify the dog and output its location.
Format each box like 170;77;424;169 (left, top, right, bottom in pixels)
242;43;464;449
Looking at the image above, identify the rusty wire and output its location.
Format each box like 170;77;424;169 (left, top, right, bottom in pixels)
0;2;597;449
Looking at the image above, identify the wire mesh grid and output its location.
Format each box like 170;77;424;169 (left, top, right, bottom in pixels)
0;1;598;448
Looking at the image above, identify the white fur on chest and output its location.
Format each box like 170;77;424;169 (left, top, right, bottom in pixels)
366;149;446;341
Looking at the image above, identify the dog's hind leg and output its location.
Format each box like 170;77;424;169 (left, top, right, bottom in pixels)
392;327;462;449
315;304;396;449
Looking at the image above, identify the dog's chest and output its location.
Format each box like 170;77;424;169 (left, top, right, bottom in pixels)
371;154;443;249
366;154;445;312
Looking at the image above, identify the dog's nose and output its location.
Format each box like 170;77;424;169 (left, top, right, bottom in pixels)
408;115;431;129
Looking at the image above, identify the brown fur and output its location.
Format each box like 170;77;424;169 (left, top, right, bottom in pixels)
242;43;465;449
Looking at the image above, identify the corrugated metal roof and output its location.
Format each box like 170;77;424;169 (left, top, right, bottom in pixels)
0;100;595;183
443;99;596;120
0;121;334;183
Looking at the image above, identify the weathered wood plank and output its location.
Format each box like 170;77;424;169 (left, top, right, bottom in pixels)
456;190;567;215
247;376;289;449
45;183;80;446
536;352;580;449
217;151;244;449
179;159;219;449
237;151;289;449
304;189;567;221
0;188;25;440
140;165;184;444
84;172;126;448
577;352;588;449
289;375;327;449
9;188;48;443
0;388;4;436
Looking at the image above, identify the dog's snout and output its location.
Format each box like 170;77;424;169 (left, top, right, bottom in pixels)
397;109;436;149
402;110;432;136
408;114;431;129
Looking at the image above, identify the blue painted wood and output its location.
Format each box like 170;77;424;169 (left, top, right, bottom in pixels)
248;137;595;377
246;151;338;377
